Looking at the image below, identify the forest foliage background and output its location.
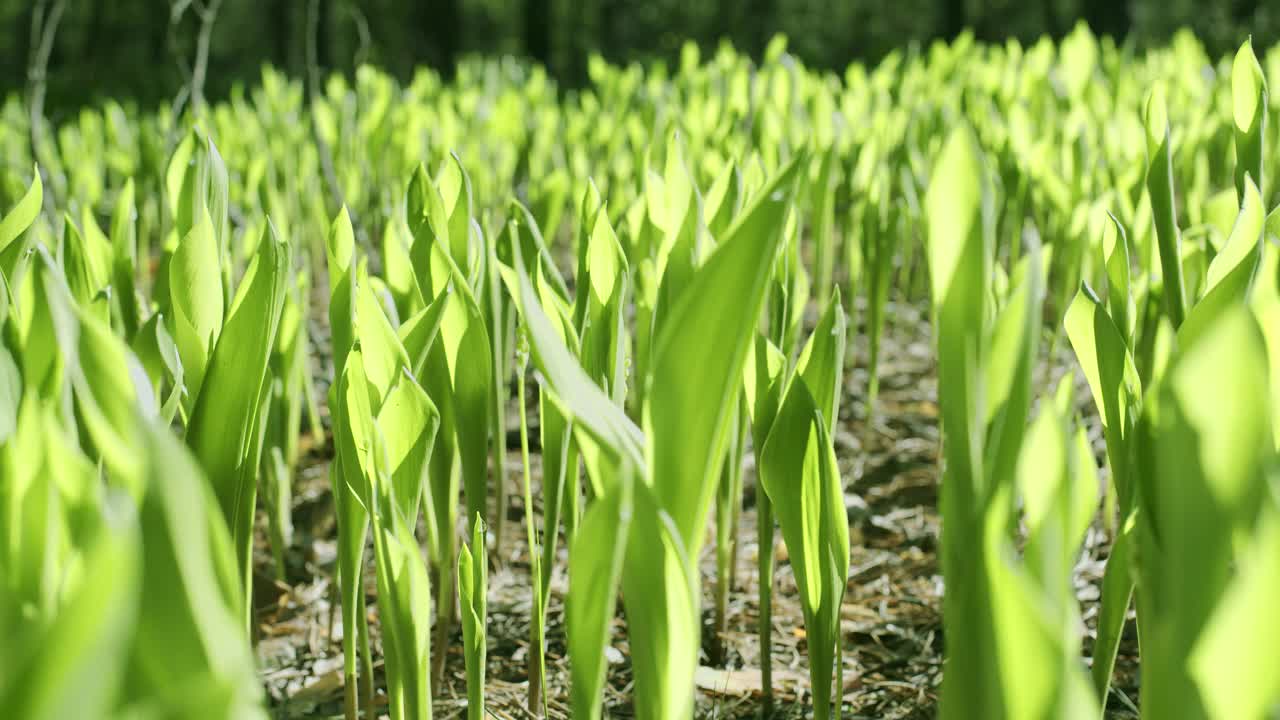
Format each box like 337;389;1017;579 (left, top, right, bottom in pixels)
3;0;1278;117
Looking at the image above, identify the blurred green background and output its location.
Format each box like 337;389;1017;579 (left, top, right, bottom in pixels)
4;0;1277;114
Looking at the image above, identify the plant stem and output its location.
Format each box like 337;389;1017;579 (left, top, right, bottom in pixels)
189;0;223;112
757;481;774;718
517;364;547;716
714;399;746;666
491;308;510;567
562;453;581;541
728;406;747;596
432;537;457;695
358;578;375;720
26;0;65;218
341;558;357;720
835;637;844;720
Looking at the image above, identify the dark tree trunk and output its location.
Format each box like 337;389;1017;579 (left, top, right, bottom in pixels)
1084;0;1129;39
317;0;332;70
941;0;966;39
746;0;777;57
524;0;551;67
436;0;460;79
1233;0;1259;21
599;0;625;61
17;2;34;74
150;0;167;63
1043;0;1061;39
415;0;459;80
86;0;106;60
272;0;292;73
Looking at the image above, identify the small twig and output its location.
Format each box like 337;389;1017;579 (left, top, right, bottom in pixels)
305;0;322;96
346;1;372;68
189;0;223;111
27;0;67;217
308;0;348;218
163;0;194;171
167;2;192;81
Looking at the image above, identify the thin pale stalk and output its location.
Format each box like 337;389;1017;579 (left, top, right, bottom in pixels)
491;355;508;566
562;454;581;540
727;406;748;597
431;543;456;695
756;480;774;718
713;398;745;666
431;451;460;695
359;584;375;720
517;367;547;716
304;353;326;447
264;445;291;581
231;473;258;636
835;637;843;720
334;471;367;720
1146;106;1186;328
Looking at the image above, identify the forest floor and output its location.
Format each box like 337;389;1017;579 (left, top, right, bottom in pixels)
250;297;1141;719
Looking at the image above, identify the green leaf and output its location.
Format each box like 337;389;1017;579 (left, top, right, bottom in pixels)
440;290;493;536
19;247;79;398
2;512;139;720
0;166;42;280
1231;38;1268;199
398;294;449;378
187;225;288;632
512;246;644;472
370;501;434;720
1063;282;1144;706
1102;213;1133;344
928;126;1002;719
203;134;230;255
327;351;373;699
926;128;987;306
646;154;802;550
1189;506;1280;718
131;423;267;719
1144;86;1186;327
326;207;356;379
353;261;411;404
1091;517;1135;700
110;179;140;337
0;343;19;446
578;204;630;402
71;302;150;485
168;210;224;407
703;161;742;241
382;219;418;321
538;382;573;570
458;515;488;720
983;249;1043;493
1204;177;1264;294
62;210;112;316
1135;306;1272;719
619;485;700;720
375;369;439;523
810;150;838;301
744;333;786;451
758;376;847;720
796;289;846;434
1179;177;1264;349
1065;288;1141;485
926;124;992;507
566;459;633;720
407;172;494;537
165;132;195;234
131;312;186;424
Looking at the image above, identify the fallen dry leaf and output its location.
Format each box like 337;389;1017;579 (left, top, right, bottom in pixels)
694;666;807;698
